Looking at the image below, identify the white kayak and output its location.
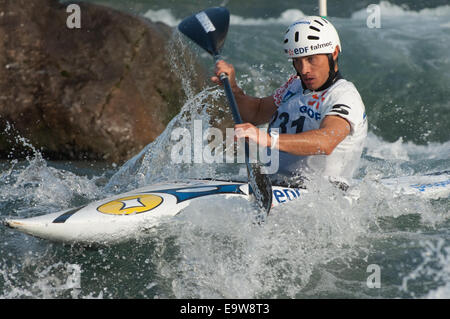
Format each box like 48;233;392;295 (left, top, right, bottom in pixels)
4;172;450;244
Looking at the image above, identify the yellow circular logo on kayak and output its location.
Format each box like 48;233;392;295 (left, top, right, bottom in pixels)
97;194;163;215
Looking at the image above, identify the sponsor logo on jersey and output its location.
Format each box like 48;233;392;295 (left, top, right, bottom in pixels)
282;90;297;103
97;194;163;215
308;90;328;110
299;105;321;121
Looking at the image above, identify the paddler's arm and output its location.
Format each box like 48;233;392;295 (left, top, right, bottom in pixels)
211;60;277;126
235;115;351;156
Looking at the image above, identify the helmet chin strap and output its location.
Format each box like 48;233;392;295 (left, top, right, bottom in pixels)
327;53;337;81
295;53;340;92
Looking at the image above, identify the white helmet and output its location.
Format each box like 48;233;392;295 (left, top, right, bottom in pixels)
283;16;341;58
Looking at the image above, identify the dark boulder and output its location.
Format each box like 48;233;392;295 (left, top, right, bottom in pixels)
0;0;205;163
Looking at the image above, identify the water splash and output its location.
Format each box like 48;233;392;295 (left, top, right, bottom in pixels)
104;85;230;193
402;238;450;298
105;30;238;193
148;178;371;298
0;252;83;299
1;3;449;298
351;1;450;19
142;8;306;27
0;122;103;218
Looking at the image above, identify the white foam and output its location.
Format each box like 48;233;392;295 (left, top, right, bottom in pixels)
0;261;83;298
365;132;450;161
160;181;369;298
143;8;305;27
401;239;450;299
144;4;450;28
351;1;450;19
143;9;180;27
426;283;450;299
0;125;103;212
365;133;409;161
231;9;305;26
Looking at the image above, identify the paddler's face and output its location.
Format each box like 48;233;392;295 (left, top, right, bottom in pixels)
293;54;331;91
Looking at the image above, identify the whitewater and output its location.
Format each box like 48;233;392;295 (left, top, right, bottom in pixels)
1;1;449;299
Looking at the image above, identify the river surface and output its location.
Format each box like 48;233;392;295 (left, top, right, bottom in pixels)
1;0;449;299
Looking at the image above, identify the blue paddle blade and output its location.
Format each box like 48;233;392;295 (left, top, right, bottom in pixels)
178;7;230;56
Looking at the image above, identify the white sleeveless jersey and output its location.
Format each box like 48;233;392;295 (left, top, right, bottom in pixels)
269;75;368;184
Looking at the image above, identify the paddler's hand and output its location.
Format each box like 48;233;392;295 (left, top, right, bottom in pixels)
211;60;238;88
234;123;272;148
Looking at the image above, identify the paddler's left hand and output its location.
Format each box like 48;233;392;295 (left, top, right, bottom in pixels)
234;123;272;148
211;60;238;88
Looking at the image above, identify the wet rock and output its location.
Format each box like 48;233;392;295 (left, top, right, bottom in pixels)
0;0;205;163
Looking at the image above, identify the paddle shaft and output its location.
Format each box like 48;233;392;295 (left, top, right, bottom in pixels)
178;8;272;214
220;75;243;123
215;60;272;211
214;57;257;168
214;58;243;124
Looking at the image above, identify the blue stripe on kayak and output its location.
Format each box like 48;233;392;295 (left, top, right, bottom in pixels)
52;205;86;223
424;170;450;176
144;184;245;203
410;178;450;192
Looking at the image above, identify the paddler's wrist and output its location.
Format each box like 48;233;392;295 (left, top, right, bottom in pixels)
231;84;244;96
269;131;279;149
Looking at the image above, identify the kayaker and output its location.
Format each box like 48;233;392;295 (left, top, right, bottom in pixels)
211;16;368;189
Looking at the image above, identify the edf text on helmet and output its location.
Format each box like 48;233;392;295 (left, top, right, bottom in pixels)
294;47;309;55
